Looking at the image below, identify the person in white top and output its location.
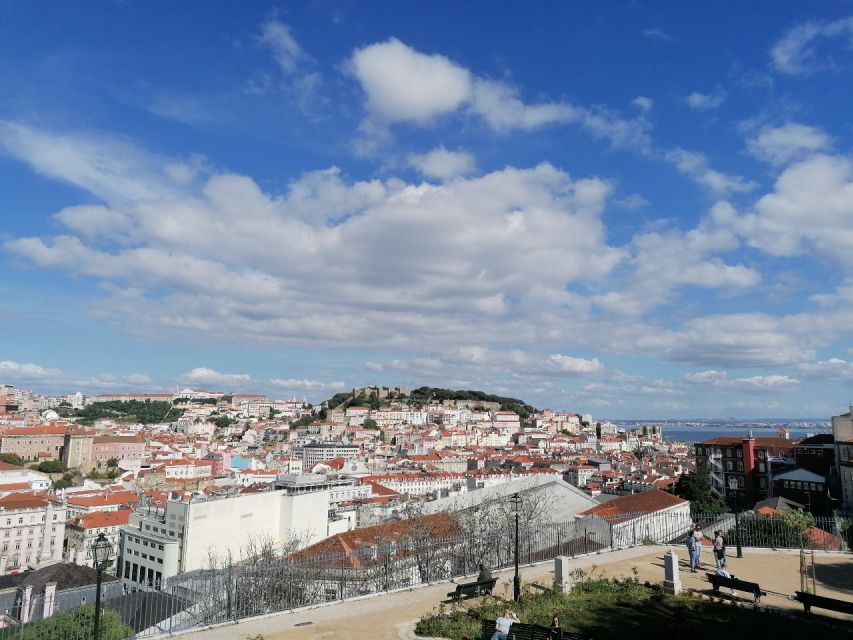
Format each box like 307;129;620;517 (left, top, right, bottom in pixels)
491;609;520;640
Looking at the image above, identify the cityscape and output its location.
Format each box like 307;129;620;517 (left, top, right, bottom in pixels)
1;2;852;639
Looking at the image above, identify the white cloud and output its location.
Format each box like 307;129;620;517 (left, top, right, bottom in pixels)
731;153;853;265
746;122;832;166
631;96;654;112
771;16;853;75
183;367;251;386
615;194;648;210
407;147;476;180
256;20;324;113
269;378;346;391
684;369;798;390
0;360;64;381
2;125;624;353
258;20;305;74
468;78;576;131
665;148;757;195
642;28;672;43
547;354;603;375
798;357;853;382
350;38;471;124
684;88;727;110
0;360;152;392
348;39;649;147
641;313;815;368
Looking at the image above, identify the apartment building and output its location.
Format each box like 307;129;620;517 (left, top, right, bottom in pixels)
65;508;132;566
300;443;360;467
0;494;66;573
117;487;331;589
833;406;853;512
694;436;795;506
0;425;69;462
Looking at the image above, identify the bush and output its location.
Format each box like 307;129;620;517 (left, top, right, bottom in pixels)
37;460;65;473
0;453;24;467
12;604;133;640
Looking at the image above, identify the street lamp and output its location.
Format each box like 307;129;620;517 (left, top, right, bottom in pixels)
727;477;743;559
91;532;112;640
510;493;522;602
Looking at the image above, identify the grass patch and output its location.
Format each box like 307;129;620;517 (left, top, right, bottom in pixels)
415;569;853;640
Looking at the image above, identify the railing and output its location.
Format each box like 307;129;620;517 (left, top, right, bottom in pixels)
0;510;846;639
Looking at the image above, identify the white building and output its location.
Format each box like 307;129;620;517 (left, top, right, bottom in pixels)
0;494;66;574
117;487;331;589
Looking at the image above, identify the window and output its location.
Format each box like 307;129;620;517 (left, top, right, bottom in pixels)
759;478;766;488
726;448;732;457
737;449;743;458
738;476;744;487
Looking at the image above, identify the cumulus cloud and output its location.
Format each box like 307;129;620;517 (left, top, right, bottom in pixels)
746;122;832;166
771;16;853;75
348;38;650;149
407;147;476;180
683;88;727;110
2;124;623;354
350;39;472;124
731;153;853;266
183;367;251;386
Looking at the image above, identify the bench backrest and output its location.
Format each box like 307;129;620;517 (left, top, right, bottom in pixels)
480;619;587;640
707;573;760;594
796;591;853;612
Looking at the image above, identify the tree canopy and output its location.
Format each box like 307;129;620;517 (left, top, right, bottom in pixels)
673;467;726;514
74;400;177;425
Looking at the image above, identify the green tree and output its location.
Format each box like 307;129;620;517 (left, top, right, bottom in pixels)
16;604;133;640
0;453;24;467
53;477;72;490
673;467;726;514
106;457;120;468
363;418;379;429
37;460;65;473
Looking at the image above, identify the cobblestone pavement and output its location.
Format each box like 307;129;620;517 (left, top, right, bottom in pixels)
176;546;852;640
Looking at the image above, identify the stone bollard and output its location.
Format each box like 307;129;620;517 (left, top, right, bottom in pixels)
554;555;574;593
663;549;681;595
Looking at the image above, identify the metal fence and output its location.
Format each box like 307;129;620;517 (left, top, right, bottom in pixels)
0;510;846;639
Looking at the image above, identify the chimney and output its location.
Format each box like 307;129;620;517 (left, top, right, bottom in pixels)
42;582;57;619
19;585;33;623
742;437;756;506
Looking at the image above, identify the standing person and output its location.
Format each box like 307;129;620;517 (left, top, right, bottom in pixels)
549;615;563;640
491;610;520;640
692;527;704;570
477;563;493;583
685;529;697;572
713;530;725;569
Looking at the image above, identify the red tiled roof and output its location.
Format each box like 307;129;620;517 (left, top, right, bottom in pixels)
292;512;459;568
579;488;686;520
67;509;132;529
66;491;139;508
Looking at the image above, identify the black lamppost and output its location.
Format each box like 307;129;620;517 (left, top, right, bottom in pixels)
510;493;522;602
91;532;112;640
727;477;743;559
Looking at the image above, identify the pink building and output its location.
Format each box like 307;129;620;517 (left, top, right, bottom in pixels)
92;434;146;466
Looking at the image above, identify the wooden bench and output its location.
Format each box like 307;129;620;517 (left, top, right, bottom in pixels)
795;591;853;616
706;573;766;603
480;619;590;640
445;577;497;602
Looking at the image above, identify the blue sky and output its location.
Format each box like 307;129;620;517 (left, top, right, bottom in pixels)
2;2;853;418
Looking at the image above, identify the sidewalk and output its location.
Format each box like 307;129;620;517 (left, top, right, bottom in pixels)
176;546;852;640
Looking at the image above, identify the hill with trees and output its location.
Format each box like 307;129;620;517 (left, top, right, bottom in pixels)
73;399;178;425
323;386;537;419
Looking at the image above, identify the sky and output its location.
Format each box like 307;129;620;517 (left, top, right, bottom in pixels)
2;2;853;419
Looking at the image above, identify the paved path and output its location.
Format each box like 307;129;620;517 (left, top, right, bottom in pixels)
175;547;852;640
